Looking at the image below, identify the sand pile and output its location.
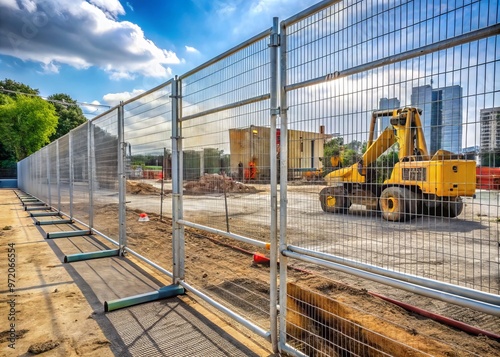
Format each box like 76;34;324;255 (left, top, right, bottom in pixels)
184;174;257;194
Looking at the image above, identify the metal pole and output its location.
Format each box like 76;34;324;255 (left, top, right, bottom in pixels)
46;148;51;208
69;131;74;219
118;104;127;254
160;147;166;221
171;77;185;284
56;140;61;212
88;122;95;229
269;16;279;354
278;18;289;352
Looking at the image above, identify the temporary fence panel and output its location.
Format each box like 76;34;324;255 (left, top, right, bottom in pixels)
58;134;71;217
123;82;174;272
91;108;120;241
71;122;90;225
279;0;500;355
177;27;277;338
48;142;59;210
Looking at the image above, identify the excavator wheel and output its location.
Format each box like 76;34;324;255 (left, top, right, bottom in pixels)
379;187;415;222
320;187;351;214
430;197;464;218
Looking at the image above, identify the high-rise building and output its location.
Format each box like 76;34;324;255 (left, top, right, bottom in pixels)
480;107;500;152
410;85;463;154
377;97;400;136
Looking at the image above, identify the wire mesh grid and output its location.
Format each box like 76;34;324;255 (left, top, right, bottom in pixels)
123;86;173;271
91;109;119;240
47;142;58;210
71;122;90;225
58;134;70;215
179;34;273;331
283;0;500;296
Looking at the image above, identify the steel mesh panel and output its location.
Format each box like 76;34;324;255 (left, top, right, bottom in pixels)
179;34;273;333
282;0;500;296
107;300;260;357
72;122;90;225
92;110;119;240
58;134;71;216
47;142;58;209
123;86;173;272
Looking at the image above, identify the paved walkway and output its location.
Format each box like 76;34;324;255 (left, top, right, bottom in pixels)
0;189;271;356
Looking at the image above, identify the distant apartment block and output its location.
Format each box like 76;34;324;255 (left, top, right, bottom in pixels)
480;107;500;152
410;85;463;154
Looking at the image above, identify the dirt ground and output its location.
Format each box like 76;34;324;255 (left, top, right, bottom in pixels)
123;179;500;356
2;179;500;356
0;191;113;357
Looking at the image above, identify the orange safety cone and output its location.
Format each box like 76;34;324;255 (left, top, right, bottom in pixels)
138;213;150;222
253;253;270;264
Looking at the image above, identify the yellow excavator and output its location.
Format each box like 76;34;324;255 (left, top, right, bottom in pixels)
319;107;476;221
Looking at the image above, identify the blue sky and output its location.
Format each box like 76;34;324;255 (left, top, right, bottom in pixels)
0;0;319;116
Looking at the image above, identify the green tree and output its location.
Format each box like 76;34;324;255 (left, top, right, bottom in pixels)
47;93;87;141
0;78;39;97
322;137;344;174
375;150;399;183
0;95;58;160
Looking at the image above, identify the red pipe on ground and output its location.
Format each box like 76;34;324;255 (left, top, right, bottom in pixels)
368;292;500;341
200;234;500;341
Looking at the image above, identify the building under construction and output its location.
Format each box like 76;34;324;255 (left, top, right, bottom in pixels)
229;126;331;181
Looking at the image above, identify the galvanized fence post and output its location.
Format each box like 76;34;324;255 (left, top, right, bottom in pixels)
56;140;61;212
69;131;74;219
118;104;127;254
46;148;51;208
269;16;279;354
171;77;185;284
88;122;95;230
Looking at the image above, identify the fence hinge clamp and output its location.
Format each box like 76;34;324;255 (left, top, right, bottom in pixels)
269;33;280;47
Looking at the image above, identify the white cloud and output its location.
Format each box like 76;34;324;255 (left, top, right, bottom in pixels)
103;89;146;105
39;61;59;74
3;0;20;10
88;0;125;18
185;45;200;54
126;2;134;12
0;0;180;80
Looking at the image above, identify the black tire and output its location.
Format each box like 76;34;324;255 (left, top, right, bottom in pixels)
432;197;464;218
379;187;413;222
319;187;351;214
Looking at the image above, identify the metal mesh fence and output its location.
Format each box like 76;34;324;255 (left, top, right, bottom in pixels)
282;0;500;293
58;134;71;216
91;109;120;240
280;1;500;355
71;122;90;224
179;31;273;331
14;1;500;355
123;84;173;271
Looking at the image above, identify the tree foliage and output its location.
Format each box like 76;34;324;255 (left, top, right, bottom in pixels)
0;95;58;160
48;93;87;141
0;78;39;98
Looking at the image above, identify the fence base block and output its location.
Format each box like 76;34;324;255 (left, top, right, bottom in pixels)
64;249;120;263
36;219;74;226
46;230;91;239
31;212;60;217
104;285;185;312
25;206;49;211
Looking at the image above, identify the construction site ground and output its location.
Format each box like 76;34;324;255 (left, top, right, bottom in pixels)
0;189;272;357
1;179;500;356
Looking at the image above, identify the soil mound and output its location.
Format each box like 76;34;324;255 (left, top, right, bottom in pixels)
126;181;162;195
184;174;258;194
